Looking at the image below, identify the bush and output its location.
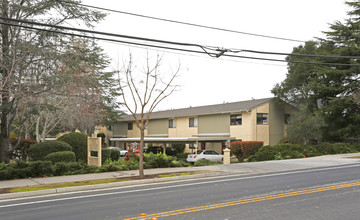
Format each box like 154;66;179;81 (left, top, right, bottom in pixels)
44;151;76;164
194;159;221;166
110;149;120;161
57;132;88;162
316;142;358;155
166;144;185;156
230;141;263;162
28;140;72;161
28;161;54;177
102;148;111;164
248;146;277;162
53;162;87;176
101;148;121;164
176;153;190;159
144;153;177;168
0;160;54;180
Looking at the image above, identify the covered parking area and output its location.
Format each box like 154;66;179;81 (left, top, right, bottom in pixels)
110;136;236;154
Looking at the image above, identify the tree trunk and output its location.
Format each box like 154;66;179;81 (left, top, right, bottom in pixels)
0;109;10;163
36;115;41;143
0;2;10;163
139;128;145;179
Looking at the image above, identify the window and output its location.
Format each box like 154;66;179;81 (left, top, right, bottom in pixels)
189;117;198;127
257;113;268;125
230;114;242;125
284;114;291;124
169;119;176;128
189;144;196;149
128;122;133;130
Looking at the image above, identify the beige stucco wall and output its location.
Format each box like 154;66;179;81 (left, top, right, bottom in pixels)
256;103;270;145
148;119;168;135
112;122;127;136
168;116;198;137
127;122;148;138
198;114;230;134
269;101;285;145
230;111;253;141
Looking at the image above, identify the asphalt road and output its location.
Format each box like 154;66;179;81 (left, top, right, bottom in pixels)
1;163;360;220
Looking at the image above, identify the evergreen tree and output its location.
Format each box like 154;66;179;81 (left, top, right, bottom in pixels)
0;0;106;163
272;1;360;141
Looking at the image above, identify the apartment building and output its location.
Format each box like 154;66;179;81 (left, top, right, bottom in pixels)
110;98;294;154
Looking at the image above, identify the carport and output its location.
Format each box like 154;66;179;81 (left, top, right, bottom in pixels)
110;135;236;154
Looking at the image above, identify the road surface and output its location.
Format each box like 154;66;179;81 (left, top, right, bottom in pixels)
1;163;360;219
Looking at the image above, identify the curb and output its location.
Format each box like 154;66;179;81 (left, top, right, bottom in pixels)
0;171;228;200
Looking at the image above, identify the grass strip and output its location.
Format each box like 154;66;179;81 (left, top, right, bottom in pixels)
9;171;207;193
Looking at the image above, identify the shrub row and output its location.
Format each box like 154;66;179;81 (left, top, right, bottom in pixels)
101;148;120;164
248;143;360;162
0;153;192;180
28;140;72;161
230;141;264;162
57;132;88;162
143;153;189;168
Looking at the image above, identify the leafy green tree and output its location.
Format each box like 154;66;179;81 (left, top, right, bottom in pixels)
0;1;111;163
286;104;326;145
273;1;360;141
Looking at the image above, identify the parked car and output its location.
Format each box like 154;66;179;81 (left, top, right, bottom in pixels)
108;147;128;157
186;150;223;163
144;146;164;154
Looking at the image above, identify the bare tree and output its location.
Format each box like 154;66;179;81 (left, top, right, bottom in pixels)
117;53;180;178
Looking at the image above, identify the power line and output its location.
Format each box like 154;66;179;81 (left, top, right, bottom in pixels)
1;19;360;66
56;0;306;43
2;16;360;61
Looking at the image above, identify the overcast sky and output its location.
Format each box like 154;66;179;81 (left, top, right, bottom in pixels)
83;0;350;112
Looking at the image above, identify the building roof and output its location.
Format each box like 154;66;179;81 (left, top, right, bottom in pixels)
121;97;273;121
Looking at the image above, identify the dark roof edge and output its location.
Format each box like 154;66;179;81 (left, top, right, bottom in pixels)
120;97;274;121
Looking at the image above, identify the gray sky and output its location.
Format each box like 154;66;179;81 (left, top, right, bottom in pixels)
83;0;349;111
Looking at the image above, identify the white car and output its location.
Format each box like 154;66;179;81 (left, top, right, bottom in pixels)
109;147;128;157
186;150;223;163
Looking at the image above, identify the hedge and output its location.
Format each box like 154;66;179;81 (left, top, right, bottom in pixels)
248;143;360;162
230;141;263;162
44;151;76;164
57;132;88;162
101;148;121;164
28;140;72;161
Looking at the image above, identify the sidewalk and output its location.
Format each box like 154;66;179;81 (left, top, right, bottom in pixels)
1;153;360;200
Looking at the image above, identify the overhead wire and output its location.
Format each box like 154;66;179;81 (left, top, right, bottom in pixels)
1;17;360;66
56;0;306;43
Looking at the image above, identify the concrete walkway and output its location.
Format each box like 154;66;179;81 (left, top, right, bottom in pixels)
1;153;360;200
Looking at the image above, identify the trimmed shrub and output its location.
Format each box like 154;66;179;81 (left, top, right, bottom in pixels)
0;160;53;180
176;153;190;159
166;144;185;156
316;142;358;155
28;140;72;161
28;161;54;177
44;151;76;164
248;146;277;162
110;149;120;161
53;162;87;176
57;132;88;162
101;148;111;164
144;153;177;168
194;159;221;166
230;141;264;162
101;148;120;164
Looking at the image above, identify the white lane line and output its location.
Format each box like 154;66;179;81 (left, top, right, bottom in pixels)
1;163;360;208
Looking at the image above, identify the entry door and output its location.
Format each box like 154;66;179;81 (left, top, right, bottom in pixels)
201;142;206;150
